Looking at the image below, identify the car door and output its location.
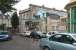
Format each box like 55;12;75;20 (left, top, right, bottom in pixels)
49;34;76;50
49;34;65;50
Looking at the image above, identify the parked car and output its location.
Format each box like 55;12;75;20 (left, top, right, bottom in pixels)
25;31;31;37
46;31;59;37
0;31;12;41
30;31;46;39
19;32;26;36
39;33;76;50
19;31;31;37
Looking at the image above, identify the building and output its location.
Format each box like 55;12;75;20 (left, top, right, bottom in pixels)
0;14;12;30
65;0;76;33
19;4;67;33
70;0;76;2
59;17;67;32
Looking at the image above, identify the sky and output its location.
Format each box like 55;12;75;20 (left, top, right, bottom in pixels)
13;0;70;11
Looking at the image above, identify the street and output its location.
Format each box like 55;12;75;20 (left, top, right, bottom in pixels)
0;35;41;50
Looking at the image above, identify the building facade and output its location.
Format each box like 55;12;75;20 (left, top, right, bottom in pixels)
0;14;12;30
19;4;67;33
65;0;76;33
70;0;76;2
59;17;67;32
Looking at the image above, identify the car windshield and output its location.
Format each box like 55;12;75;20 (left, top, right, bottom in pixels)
0;32;8;35
72;34;76;39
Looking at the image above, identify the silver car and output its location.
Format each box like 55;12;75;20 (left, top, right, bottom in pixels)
39;33;76;50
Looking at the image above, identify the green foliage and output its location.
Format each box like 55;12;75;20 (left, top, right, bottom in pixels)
11;12;19;29
0;0;19;14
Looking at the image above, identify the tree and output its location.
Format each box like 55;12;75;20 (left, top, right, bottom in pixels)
11;12;19;29
0;0;20;14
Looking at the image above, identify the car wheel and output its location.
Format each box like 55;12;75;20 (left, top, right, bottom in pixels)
43;47;50;50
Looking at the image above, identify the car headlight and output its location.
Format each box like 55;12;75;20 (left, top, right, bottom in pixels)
5;35;9;37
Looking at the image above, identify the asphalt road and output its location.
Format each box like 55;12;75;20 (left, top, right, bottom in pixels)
0;35;41;50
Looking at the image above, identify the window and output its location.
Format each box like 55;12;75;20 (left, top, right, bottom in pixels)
48;32;52;35
49;34;62;42
5;15;9;19
33;15;40;19
61;35;74;44
43;13;45;16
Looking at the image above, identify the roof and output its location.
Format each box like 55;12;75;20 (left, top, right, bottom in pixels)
19;8;31;14
19;4;66;14
29;4;66;12
65;1;76;9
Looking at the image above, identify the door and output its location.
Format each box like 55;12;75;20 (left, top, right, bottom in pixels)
49;34;76;50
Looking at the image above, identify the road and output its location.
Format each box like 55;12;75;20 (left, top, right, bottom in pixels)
0;35;41;50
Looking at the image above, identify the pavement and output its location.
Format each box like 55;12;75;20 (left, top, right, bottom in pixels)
0;35;41;50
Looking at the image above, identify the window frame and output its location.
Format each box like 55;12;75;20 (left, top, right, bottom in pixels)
49;34;63;42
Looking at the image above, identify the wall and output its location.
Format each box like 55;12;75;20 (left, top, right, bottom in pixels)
70;0;76;2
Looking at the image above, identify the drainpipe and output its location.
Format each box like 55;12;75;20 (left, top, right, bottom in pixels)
70;8;72;33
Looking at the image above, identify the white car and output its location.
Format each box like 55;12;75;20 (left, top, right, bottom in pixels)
19;32;26;36
19;31;31;37
40;33;76;50
25;31;31;37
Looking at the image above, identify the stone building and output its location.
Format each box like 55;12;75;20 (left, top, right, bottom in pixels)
70;0;76;2
0;14;12;30
19;4;67;33
59;17;67;32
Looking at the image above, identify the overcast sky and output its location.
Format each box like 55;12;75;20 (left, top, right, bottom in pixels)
13;0;70;11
